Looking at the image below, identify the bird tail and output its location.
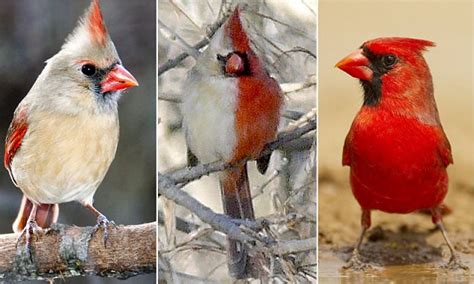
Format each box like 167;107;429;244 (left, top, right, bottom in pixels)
220;164;256;279
13;195;59;233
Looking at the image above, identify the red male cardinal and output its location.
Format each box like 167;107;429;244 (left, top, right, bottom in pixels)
336;37;467;270
5;0;138;253
181;6;283;279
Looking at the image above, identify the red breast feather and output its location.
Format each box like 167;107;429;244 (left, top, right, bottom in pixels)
224;6;283;163
342;37;452;213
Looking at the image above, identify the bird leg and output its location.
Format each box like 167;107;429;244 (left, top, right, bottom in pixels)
85;204;115;247
17;203;42;262
432;213;469;270
344;209;371;270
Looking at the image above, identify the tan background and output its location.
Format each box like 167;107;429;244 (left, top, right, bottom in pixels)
319;0;474;281
320;0;473;182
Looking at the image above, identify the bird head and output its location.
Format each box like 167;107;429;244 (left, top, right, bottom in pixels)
336;37;435;108
193;5;264;79
31;0;138;115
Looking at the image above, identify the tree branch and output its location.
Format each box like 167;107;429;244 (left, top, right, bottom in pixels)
0;222;156;281
157;116;316;258
165;118;316;185
158;174;254;244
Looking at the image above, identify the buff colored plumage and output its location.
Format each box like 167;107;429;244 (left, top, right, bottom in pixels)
5;0;138;252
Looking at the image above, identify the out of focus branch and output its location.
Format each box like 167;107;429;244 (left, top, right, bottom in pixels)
158;210;198;234
158;19;200;59
273;237;317;255
281;75;317;94
158;12;230;76
0;223;156;282
158;76;316;104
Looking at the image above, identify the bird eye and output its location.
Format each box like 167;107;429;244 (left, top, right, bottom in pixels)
81;64;97;76
217;54;226;63
382;55;397;67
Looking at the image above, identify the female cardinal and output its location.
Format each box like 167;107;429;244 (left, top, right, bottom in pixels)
4;0;138;252
181;6;283;279
336;37;467;270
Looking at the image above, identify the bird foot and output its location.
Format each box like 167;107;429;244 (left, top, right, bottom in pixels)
91;214;116;247
440;255;469;271
16;220;42;262
343;251;372;271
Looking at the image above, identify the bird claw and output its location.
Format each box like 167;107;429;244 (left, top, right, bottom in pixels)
16;220;42;262
91;214;114;247
343;250;372;271
440;255;470;271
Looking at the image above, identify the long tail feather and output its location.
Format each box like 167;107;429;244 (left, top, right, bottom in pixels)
220;164;255;279
13;195;59;233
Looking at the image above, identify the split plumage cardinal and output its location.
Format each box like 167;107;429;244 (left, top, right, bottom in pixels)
336;37;467;270
4;0;138;251
181;6;283;279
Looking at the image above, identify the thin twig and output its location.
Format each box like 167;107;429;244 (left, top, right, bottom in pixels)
168;0;202;32
249;11;315;42
158;12;230;76
158;19;200;59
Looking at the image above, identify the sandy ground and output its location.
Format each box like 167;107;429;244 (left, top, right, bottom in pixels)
318;171;474;282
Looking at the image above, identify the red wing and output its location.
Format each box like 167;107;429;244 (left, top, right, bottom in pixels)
4;106;28;175
342;129;353;166
433;126;453;167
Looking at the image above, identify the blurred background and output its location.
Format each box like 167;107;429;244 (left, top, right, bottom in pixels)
158;0;316;282
319;0;473;281
0;0;155;283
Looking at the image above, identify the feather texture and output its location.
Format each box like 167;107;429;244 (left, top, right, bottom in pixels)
340;37;451;214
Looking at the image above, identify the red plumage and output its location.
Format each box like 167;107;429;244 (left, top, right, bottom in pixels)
344;109;451;214
86;0;108;46
337;37;466;270
341;37;451;215
182;6;283;278
4;106;28;174
223;7;282;278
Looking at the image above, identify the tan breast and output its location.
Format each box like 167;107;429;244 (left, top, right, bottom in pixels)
11;110;119;205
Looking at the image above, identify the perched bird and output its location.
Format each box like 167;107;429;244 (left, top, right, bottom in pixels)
4;0;138;251
181;6;283;279
336;37;467;270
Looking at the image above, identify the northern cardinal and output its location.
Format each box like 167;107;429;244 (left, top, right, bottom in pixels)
336;37;467;270
181;7;283;279
5;0;138;252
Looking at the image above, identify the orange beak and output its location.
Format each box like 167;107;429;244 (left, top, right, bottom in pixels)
101;64;139;93
335;49;373;81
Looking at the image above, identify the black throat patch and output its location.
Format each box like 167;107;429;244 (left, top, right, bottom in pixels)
360;47;396;107
360;77;382;106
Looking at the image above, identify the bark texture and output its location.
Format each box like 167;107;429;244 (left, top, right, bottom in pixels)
0;222;156;281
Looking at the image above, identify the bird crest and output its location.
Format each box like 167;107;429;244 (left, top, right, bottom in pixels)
364;37;435;56
224;6;251;52
85;0;108;46
63;0;110;49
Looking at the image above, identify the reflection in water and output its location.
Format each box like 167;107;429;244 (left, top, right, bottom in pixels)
319;252;473;284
